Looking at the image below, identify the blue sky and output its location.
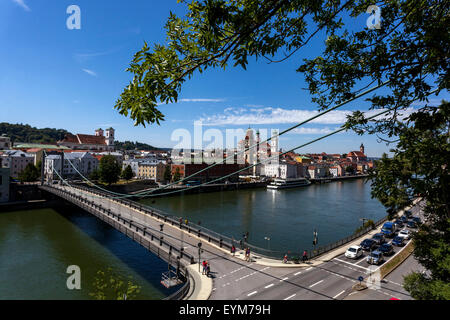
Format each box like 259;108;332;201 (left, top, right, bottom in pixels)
1;0;448;157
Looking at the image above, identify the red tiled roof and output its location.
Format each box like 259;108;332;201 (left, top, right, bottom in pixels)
60;133;79;144
76;134;106;145
59;133;106;145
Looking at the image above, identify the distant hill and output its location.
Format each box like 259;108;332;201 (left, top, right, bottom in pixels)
0;122;69;144
0;122;159;151
114;140;159;151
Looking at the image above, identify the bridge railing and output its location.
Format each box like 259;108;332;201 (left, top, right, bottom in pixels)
51;183;391;261
41;185;197;267
307;215;388;260
64;183;287;259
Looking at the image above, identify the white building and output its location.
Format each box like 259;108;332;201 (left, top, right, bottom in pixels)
45;152;98;180
0;150;35;178
262;161;299;179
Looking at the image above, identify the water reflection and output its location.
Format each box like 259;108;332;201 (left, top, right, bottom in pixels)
143;179;386;253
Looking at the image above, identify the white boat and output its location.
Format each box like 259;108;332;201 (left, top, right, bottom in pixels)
267;177;311;189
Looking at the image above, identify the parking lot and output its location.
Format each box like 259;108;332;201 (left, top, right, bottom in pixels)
332;200;425;274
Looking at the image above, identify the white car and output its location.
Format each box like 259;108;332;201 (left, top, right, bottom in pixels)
345;245;363;259
398;229;411;239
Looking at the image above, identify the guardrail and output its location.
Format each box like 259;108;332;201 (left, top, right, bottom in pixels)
40;185;196;267
64;183;287;259
308;215;388;259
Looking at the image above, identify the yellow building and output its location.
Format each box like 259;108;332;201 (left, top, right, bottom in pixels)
137;162;165;181
295;156;312;164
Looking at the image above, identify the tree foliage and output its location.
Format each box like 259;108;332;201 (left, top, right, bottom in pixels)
89;268;141;300
18;162;40;182
0;122;68;144
121;165;134;181
370;101;449;300
163;165;172;182
173;166;182;182
114;140;158;151
99;155;121;185
115;0;449;298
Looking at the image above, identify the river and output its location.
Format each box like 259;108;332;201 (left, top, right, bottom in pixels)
0;205;181;300
141;179;387;255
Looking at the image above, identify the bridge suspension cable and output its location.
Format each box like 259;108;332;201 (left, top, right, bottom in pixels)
52;80;392;198
51;104;396;199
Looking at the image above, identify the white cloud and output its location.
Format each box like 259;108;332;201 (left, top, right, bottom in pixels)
13;0;30;11
290;127;338;135
199;106;419;126
200;107;352;126
158;98;226;106
82;69;97;77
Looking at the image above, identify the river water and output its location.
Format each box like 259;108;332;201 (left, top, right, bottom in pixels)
0;205;180;300
142;179;387;255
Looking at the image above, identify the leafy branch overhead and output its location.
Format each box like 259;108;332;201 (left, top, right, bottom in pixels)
115;0;448;128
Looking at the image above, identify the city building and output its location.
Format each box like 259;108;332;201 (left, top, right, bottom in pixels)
0;150;35;178
137;162;165;181
262;161;304;179
44;152;98;180
237;127;275;176
0;135;11;150
347;143;367;162
57;128;115;151
13;143;70;165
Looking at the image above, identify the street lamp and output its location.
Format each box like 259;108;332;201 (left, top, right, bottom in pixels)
197;242;202;273
264;236;271;251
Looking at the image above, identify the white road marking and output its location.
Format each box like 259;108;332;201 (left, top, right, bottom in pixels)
334;258;370;271
333;290;346;299
284;294;296;300
294;271;302;276
305;267;313;271
309;280;324;288
264;284;274;289
280;277;289;282
247;291;257;297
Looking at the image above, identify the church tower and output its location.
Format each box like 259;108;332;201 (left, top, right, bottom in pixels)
105;127;115;147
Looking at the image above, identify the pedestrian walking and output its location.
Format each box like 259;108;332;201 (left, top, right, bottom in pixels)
246;247;251;262
283;254;288;264
302;250;308;263
206;263;211;277
231;245;236;256
202;260;207;275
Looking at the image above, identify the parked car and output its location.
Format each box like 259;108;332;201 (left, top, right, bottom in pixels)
345;246;363;259
392;236;405;247
367;250;384;265
412;217;422;225
379;243;394;256
360;239;377;251
399;215;409;224
398;229;411;239
407;221;417;229
404;210;413;218
372;233;386;245
381;222;396;238
394;219;404;228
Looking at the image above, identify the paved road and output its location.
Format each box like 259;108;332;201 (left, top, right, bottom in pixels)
52;184;424;300
234;201;425;300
